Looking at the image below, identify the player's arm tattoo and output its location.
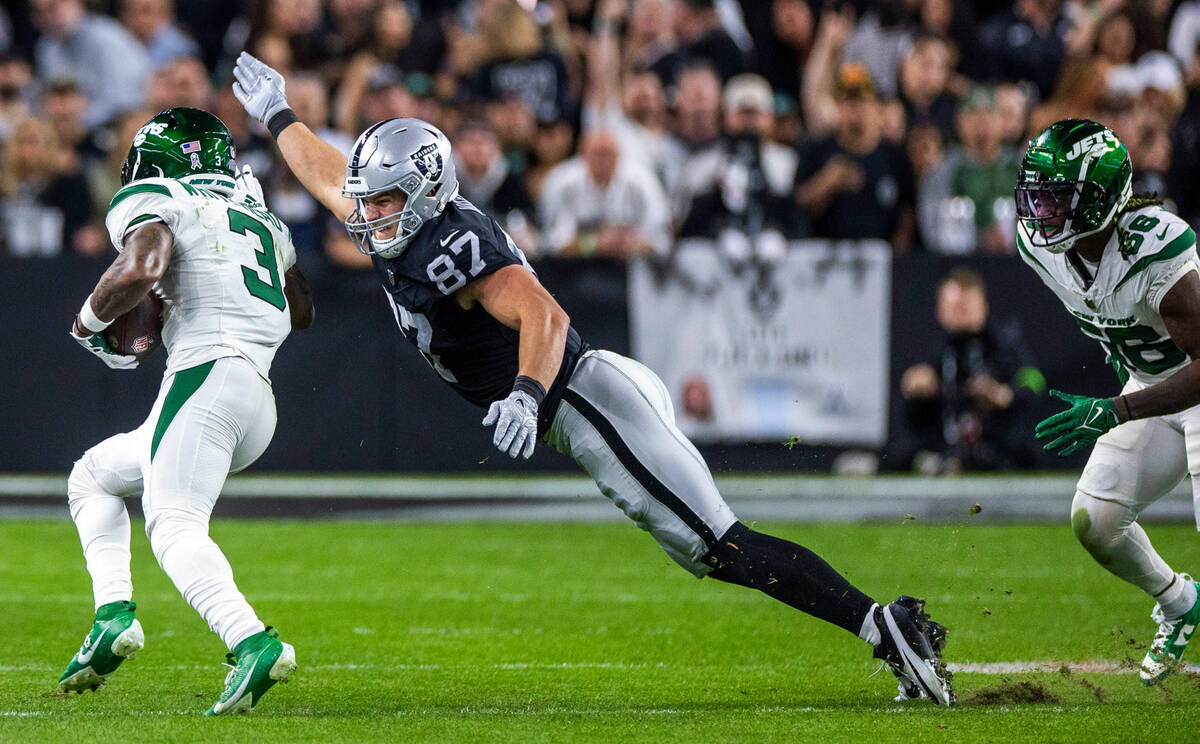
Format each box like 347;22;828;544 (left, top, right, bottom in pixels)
284;265;315;330
1119;270;1200;421
75;222;173;335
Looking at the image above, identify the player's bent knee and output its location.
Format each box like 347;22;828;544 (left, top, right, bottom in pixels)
1070;492;1134;565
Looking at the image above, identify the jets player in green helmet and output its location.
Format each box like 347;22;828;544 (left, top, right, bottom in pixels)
60;106;313;713
1016;118;1200;685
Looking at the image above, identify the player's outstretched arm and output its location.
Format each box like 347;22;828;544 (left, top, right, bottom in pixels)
232;52;354;222
73;222;172;336
284;265;315;330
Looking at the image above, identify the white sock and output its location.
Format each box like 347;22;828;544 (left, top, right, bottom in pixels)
858;602;881;645
150;521;264;650
68;486;133;610
1158;573;1198;620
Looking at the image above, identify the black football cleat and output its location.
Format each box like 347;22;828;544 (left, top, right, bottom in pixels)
874;596;955;705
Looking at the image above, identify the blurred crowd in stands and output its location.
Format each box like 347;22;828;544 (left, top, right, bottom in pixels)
0;0;1196;266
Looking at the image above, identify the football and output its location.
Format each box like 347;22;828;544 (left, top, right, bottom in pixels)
104;293;164;360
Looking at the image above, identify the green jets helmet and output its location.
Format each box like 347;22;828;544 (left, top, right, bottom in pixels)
120;107;237;185
1014;118;1132;253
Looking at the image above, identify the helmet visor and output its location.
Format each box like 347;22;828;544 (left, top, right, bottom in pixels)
1015;179;1104;243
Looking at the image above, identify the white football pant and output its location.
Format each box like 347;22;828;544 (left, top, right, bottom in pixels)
1072;389;1200;619
68;355;274;650
546;350;738;576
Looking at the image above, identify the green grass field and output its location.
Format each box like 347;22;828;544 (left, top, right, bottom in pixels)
5;518;1200;742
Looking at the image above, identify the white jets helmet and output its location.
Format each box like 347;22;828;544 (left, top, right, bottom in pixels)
342;118;460;259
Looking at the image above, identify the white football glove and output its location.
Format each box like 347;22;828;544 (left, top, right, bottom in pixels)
232;52;290;125
482;390;539;459
70;329;138;370
235;163;266;206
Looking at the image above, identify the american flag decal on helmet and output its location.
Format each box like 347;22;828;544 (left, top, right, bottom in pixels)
180;141;201;153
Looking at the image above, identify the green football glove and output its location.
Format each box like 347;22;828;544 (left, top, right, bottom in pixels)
1034;390;1119;456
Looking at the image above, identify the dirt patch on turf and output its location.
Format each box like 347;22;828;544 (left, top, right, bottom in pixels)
961;679;1062;705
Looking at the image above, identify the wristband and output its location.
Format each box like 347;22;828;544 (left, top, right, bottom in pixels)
512;375;547;406
78;294;111;333
267;108;299;139
1115;395;1132;423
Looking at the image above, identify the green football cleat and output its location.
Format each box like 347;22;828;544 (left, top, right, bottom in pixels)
58;600;144;693
206;627;296;716
1140;579;1200;685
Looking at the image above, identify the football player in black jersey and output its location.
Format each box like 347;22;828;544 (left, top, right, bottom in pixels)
232;52;954;705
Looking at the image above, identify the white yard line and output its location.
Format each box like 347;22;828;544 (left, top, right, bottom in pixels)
947;660;1200;674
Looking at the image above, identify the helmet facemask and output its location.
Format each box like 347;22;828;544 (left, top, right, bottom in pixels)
344;173;427;260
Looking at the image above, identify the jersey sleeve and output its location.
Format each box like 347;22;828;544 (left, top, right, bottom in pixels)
1130;211;1200;313
104;178;183;252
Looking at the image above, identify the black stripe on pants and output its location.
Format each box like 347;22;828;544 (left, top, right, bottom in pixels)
562;389;718;547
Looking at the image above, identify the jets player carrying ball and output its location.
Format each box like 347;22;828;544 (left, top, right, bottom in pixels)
232;53;954;704
1017;119;1200;684
61;108;314;714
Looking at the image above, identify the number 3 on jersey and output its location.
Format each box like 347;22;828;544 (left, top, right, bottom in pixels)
228;207;286;311
427;230;485;294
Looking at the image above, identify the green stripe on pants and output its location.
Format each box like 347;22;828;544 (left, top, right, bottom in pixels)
151;361;215;462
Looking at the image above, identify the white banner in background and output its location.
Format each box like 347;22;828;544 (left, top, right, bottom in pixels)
629;240;892;445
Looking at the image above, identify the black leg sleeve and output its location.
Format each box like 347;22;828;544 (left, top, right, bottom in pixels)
706;522;878;636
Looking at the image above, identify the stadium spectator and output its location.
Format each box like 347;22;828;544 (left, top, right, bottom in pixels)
651;0;747;85
795;63;916;254
741;0;813;100
462;0;572;126
0;115;95;257
40;78;102;171
977;0;1069;102
119;0;200;69
1169;0;1200;71
677;73;800;239
31;0;152;127
906;121;945;184
1170;33;1200;226
145;56;214;113
896;267;1043;473
671;60;722;151
898;33;959;139
625;0;677;73
841;1;913;101
242;0;322;72
918;86;1018;255
993;82;1033;147
454;118;538;253
801;5;855;140
538;129;669;258
0;54;33;140
584;0;686;194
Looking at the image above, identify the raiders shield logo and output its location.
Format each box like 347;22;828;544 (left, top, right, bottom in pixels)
411;143;442;180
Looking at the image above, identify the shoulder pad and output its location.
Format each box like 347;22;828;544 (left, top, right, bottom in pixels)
108;178;181;213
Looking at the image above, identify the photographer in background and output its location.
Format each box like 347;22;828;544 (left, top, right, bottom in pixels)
677;73;801;243
897;267;1044;473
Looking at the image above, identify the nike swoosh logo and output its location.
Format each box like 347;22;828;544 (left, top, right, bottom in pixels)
1157;226;1170;240
439;230;460;247
77;634;99;664
221;661;257;709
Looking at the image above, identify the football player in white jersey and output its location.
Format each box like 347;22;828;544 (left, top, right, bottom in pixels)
60;108;314;715
1016;119;1200;684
